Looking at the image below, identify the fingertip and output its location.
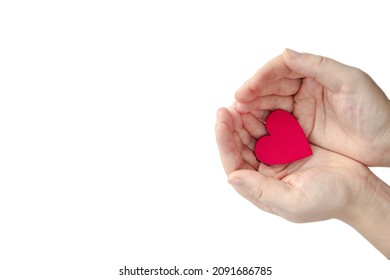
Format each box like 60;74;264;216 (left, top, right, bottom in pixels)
217;107;234;124
228;169;258;183
227;174;244;188
216;107;226;119
235;79;257;103
231;102;248;113
283;48;300;59
215;108;232;144
228;171;249;194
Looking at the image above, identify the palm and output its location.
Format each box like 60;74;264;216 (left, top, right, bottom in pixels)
290;76;390;165
262;146;363;222
234;51;390;165
216;107;369;222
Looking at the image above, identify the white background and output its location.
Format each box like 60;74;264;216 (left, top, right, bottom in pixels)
1;1;389;279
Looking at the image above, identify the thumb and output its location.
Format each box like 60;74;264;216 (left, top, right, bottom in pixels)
228;169;292;212
283;49;354;91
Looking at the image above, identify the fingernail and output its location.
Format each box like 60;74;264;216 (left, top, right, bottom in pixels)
285;48;300;58
228;176;246;190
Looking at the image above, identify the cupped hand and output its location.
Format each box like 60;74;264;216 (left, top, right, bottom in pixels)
215;107;371;223
234;49;390;166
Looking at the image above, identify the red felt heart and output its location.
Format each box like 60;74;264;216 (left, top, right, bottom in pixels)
254;110;312;165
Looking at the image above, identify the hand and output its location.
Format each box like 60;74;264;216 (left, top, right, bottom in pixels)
215;107;370;223
215;107;390;257
234;49;390;166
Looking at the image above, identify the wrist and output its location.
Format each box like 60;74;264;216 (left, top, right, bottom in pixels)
340;171;390;258
380;100;390;167
379;113;390;166
383;138;390;167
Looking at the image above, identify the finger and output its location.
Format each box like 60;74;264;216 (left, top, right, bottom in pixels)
228;169;294;217
234;51;302;103
229;109;258;168
232;131;258;167
215;108;242;174
260;78;301;97
258;162;289;180
247;109;270;121
229;108;257;149
283;49;354;92
249;54;301;89
234;95;294;113
230;182;275;214
215;108;256;174
241;112;267;139
235;78;301;103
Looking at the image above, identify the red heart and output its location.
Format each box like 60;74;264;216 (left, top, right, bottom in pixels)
254;110;312;165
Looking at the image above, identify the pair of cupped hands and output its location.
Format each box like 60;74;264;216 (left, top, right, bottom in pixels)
215;49;390;257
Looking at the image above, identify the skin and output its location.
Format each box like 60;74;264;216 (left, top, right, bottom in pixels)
234;49;390;166
215;50;390;258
